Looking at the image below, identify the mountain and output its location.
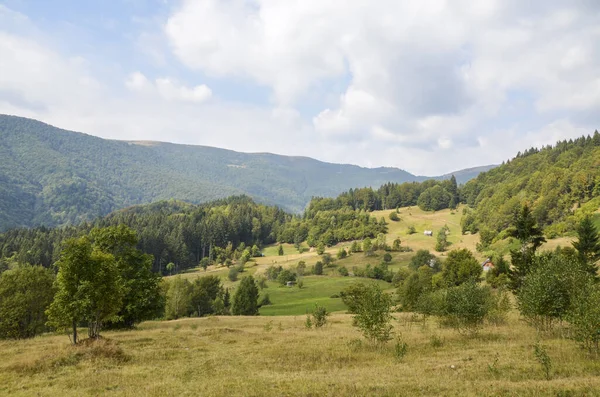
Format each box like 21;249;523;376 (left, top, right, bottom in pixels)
0;114;491;231
461;133;600;236
435;165;498;185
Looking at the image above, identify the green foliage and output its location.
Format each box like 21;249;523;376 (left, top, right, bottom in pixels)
338;266;349;276
566;279;600;354
407;225;417;235
441;249;482;286
277;245;284;256
392;238;401;251
345;283;394;343
310;304;329;328
533;341;552;380
572;215;600;275
337;248;348;259
394;336;408;361
389;212;399;221
276;269;296;286
316;242;325;255
228;267;239;282
435;227;449;252
89;225;163;328
190;275;224;317
258;293;272;307
0;265;55;339
165;276;192;320
516;252;589;331
313;261;323;275
409;250;437;271
47;237;124;343
340;283;369;314
383;253;392;263
232;276;259;315
399;266;433;311
464;133;600;235
362;238;372;254
441;281;492;334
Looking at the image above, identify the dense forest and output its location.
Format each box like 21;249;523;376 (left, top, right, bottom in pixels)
461;132;600;238
0;196;386;274
0;115;488;231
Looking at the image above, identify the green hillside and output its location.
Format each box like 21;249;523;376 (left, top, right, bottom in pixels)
0;115;486;231
462;133;600;238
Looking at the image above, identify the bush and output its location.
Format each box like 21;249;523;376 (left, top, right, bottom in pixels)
392;268;410;287
313;261;323;275
259;293;272;306
383;253;392;263
441;249;481;286
389;212;400;221
566;279;600;353
228;267;239;282
338;266;349;276
337;248;348;260
407;225;417;235
441;281;492;334
409;250;436;271
348;284;394;343
276;269;296;286
517;254;588;331
311;304;329;328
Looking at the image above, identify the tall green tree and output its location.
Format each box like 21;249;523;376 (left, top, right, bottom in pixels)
441;249;482;286
90;225;164;328
572;216;600;275
0;266;55;339
46;237;123;343
508;204;547;292
232;276;259;315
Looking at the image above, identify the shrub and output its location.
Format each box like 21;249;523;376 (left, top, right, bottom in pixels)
311;304;329;328
407;225;417;235
313;261;323;275
383;253;392;263
441;249;481;286
394;336;408;361
392;268;410;287
389;212;400;221
344;283;393;343
276;269;296;286
566;279;600;354
441;281;492;334
259;293;272;306
228;267;239;282
338;266;349;276
337;248;348;260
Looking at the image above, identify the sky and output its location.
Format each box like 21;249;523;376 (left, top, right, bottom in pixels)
1;1;599;176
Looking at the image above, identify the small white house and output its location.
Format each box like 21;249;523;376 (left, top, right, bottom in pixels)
482;258;495;272
424;230;433;236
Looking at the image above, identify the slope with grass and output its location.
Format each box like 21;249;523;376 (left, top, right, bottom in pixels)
2;312;600;396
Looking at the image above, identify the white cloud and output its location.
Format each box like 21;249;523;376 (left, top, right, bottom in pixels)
125;72;212;103
1;2;600;176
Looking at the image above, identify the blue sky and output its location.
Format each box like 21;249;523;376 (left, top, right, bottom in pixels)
1;1;599;175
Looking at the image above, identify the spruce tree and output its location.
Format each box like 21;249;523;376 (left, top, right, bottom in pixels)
572;216;600;276
232;276;259;315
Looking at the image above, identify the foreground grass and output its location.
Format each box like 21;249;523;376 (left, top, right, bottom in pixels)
3;313;600;396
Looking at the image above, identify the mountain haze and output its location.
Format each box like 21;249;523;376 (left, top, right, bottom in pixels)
0;115;492;230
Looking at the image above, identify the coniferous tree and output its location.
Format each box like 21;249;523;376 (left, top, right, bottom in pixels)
572;216;600;276
232;276;259;315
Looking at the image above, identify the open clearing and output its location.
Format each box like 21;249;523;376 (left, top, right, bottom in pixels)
3;312;600;396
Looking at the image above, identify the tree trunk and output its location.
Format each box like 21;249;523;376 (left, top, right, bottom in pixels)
72;319;78;345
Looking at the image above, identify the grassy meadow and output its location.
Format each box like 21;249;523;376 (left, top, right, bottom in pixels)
7;205;595;396
3;312;600;396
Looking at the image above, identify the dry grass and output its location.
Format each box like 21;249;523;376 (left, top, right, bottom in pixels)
2;312;600;396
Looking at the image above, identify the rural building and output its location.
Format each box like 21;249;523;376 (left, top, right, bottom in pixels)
424;230;433;236
482;258;494;272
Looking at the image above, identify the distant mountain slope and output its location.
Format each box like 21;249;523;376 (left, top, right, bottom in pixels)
0;114;489;230
435;165;498;185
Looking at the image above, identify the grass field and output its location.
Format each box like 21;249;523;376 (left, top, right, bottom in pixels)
167;205;577;316
3;311;600;396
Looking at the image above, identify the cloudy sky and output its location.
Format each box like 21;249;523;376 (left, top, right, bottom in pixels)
1;1;599;175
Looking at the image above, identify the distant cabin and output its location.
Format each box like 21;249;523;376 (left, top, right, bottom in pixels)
286;281;296;287
424;230;433;236
482;258;494;272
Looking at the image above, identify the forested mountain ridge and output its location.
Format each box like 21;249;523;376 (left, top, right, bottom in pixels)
0;114;489;231
461;132;600;238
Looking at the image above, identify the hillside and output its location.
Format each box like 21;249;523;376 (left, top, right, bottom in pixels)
461;133;600;237
0;115;491;231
